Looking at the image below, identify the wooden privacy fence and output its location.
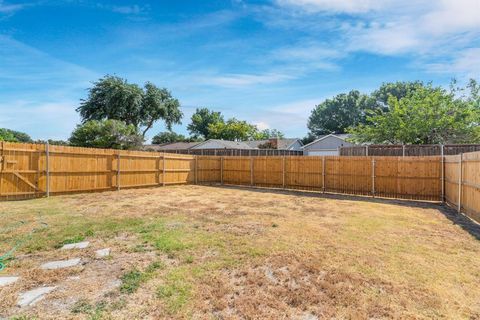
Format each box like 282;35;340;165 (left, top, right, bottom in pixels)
444;151;480;223
154;149;303;156
196;156;442;201
0;142;195;200
340;144;480;157
0;142;442;202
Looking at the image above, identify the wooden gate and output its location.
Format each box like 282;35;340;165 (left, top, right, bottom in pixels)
0;142;46;200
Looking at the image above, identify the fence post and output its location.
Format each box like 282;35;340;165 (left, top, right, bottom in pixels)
45;142;50;197
402;144;405;157
250;157;254;186
220;156;224;185
372;158;376;197
322;156;326;193
195;155;198;185
117;153;121;191
162;153;166;187
458;153;462;213
365;145;368;156
440;145;444;203
282;156;286;188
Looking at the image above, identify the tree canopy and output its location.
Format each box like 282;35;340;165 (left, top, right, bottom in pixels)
348;83;480;144
207;118;259;141
371;81;426;110
187;107;283;141
187;108;224;139
0;128;32;142
306;82;429;140
151;131;195;144
307;90;373;136
69;120;143;149
77;76;182;137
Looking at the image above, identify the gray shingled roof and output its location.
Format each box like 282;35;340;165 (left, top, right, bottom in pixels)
144;142;201;150
192;139;253;149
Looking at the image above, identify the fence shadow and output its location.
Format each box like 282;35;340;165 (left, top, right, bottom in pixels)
201;184;480;241
436;205;480;241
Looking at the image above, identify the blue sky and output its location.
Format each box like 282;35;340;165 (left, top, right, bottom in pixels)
1;0;479;141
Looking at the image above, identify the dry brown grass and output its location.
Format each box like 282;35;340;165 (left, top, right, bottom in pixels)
1;185;480;319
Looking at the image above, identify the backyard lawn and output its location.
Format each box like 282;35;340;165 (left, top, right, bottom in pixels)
1;185;480;319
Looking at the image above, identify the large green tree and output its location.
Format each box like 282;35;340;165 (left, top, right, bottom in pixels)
151;131;192;144
77;76;182;138
349;84;480;144
69;120;143;149
307;90;373;136
371;81;426;110
187;108;224;139
207;118;259;141
255;129;285;140
0;128;32;142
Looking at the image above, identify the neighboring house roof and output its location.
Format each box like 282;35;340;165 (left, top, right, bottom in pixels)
191;139;253;149
244;138;302;150
145;142;201;150
302;133;351;149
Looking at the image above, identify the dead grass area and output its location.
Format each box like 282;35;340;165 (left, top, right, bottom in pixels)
1;185;480;319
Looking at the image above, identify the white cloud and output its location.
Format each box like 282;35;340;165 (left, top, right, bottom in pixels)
270;0;480;77
275;0;391;14
425;48;480;78
0;100;79;140
254;121;270;130
205;73;294;87
110;5;145;15
0;0;25;14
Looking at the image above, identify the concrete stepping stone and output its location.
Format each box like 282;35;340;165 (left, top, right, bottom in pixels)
18;286;56;307
0;276;19;287
40;258;81;270
61;241;89;250
95;248;110;258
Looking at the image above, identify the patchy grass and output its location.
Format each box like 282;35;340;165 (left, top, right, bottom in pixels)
120;261;164;294
1;185;480;319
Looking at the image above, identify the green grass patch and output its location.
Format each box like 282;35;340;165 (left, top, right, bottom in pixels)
71;299;106;320
157;268;192;314
120;261;164;294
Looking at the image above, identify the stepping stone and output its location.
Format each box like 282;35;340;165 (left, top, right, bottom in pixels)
0;276;19;287
40;258;81;270
18;286;56;307
95;248;110;258
61;241;90;250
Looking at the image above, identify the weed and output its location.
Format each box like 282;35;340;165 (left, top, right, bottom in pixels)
184;255;194;264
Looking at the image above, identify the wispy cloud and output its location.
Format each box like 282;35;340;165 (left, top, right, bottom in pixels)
267;0;480;78
424;48;480;78
205;73;294;87
0;100;79;140
275;0;393;14
0;0;26;13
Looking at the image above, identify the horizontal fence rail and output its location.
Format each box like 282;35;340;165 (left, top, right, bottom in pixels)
340;144;480;157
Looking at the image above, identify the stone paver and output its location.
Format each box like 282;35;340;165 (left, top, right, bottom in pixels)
95;248;110;258
18;286;56;307
40;258;81;270
0;276;19;287
61;241;90;250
